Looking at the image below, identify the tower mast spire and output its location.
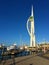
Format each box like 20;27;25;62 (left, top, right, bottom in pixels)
31;6;33;16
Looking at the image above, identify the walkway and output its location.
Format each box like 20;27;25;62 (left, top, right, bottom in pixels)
0;55;49;65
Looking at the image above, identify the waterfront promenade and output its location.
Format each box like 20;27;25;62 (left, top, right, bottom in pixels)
0;55;49;65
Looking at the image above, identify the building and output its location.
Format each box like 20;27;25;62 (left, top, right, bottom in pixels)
38;42;49;53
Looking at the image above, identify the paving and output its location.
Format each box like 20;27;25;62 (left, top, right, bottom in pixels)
0;55;49;65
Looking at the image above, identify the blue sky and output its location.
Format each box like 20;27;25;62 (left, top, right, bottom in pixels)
0;0;49;46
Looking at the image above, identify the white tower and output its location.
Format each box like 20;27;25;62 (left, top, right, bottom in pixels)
27;6;35;47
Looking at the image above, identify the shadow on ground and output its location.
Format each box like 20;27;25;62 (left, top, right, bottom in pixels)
29;63;33;65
